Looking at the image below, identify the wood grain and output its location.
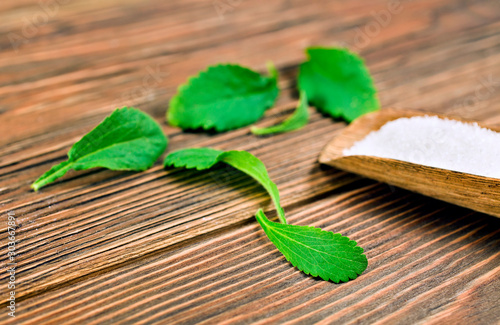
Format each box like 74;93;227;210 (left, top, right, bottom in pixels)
0;0;499;324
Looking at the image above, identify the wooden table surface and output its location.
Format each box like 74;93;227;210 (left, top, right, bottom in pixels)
1;0;500;324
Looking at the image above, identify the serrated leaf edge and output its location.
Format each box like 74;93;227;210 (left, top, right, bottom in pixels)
256;210;368;283
167;64;279;132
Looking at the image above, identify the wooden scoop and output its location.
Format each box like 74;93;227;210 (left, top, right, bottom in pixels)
319;108;500;218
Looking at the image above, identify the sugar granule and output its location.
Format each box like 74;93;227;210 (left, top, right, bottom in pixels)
343;116;500;179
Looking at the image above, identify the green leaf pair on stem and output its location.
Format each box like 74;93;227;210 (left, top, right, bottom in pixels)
164;148;368;282
167;47;380;134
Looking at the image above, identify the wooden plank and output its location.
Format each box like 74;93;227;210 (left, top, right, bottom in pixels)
0;0;499;323
11;193;500;324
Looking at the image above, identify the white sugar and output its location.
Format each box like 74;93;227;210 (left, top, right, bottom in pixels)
343;116;500;179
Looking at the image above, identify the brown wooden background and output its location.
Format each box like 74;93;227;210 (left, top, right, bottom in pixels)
1;0;500;324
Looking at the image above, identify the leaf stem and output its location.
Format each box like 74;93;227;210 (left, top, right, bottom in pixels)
266;61;279;80
276;207;286;224
31;161;73;191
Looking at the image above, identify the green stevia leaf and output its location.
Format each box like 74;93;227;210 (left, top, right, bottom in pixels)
32;107;168;191
164;148;368;282
298;47;380;122
251;91;309;135
167;63;279;132
164;148;223;170
255;209;368;283
219;151;285;223
164;148;286;223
